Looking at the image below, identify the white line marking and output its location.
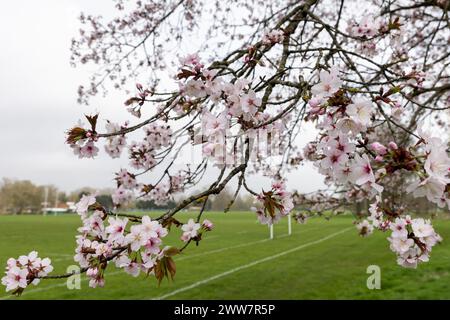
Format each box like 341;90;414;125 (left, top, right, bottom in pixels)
175;227;319;262
203;235;219;240
53;257;74;263
47;253;73;257
152;227;352;300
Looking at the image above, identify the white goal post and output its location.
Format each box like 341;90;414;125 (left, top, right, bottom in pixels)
269;215;292;240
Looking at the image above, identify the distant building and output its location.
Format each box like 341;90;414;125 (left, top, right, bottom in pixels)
42;201;76;214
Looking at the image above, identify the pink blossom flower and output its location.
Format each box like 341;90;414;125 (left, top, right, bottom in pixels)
95;243;112;258
125;225;148;251
370;142;387;155
1;267;28;292
115;256;140;277
406;176;446;203
86;268;98;278
144;237;162;254
180;53;201;67
311;67;342;98
181;219;201;242
424;149;450;180
140;216;161;239
240;90;261;117
105;217;128;242
262;29;285;45
411;218;434;238
389;237;414;255
75;193;96;215
390;218;408;239
388;141;398;150
356;220;373;237
202;219;214;231
346;97;373;126
89;277;105;288
80;141;99;158
350;154;375;185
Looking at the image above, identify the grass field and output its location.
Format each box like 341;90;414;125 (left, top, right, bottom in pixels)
1;212;450;300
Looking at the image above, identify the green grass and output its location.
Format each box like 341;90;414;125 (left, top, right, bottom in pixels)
0;212;450;299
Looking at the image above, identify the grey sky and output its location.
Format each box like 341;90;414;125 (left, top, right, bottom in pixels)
0;0;325;194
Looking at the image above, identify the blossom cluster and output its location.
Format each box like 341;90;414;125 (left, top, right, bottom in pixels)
262;29;285;45
1;251;53;294
177;53;289;168
347;16;383;38
178;54;263;123
74;195;170;287
252;181;294;225
68;125;100;159
64;194;216;288
388;217;441;268
346;15;401;56
129;122;172;171
293;212;309;224
104;121;127;158
358;193;442;268
180;218;214;242
308;67;383;198
406;130;450;209
107;121;175;206
304;64;448;267
4;0;450;298
356;220;374;237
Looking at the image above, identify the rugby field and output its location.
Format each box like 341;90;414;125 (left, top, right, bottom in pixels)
0;212;449;299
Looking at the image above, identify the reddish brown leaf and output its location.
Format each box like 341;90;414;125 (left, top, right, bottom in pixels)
177;68;196;80
66;127;87;144
85;114;99;132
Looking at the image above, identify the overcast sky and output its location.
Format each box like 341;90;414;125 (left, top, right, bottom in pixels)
0;0;325;194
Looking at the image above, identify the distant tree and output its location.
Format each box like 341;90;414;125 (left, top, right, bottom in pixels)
57;192;68;203
210;189;234;211
96;194;114;210
136;199;177;210
209;188;253;211
232;195;254;211
0;179;43;214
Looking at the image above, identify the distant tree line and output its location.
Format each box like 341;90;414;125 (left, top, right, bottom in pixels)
0;179;60;214
0;179;255;214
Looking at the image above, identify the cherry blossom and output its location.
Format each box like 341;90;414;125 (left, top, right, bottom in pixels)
1;267;28;292
126;225;148;252
387;217;441;268
252;181;294;225
181;219;201;242
350;154;375;186
356;220;374;237
262;29;285;45
346;97;373;127
347;15;383;38
1;251;53;294
75;193;97;215
310;67;342;98
202;219;214;231
105;217;128;242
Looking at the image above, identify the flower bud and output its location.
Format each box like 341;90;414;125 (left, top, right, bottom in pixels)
370;142;387;155
388;141;398;150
